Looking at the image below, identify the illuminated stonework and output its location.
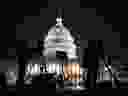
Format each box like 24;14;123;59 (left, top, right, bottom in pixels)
64;64;80;80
